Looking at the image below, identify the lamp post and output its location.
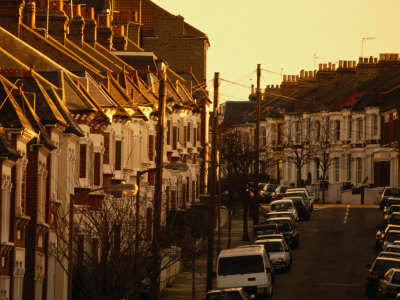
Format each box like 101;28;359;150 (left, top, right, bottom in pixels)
67;183;135;300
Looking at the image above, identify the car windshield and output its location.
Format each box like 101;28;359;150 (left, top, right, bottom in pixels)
286;192;306;199
384;188;400;197
386;232;400;242
263;241;283;252
389;206;400;214
266;185;277;192
387;201;400;208
389;214;400;224
373;259;400;273
218;255;264;275
392;272;400;284
207;292;243;300
271;202;293;210
387;247;400;253
267;220;292;231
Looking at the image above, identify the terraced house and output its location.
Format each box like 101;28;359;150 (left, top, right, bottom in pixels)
0;0;210;299
242;55;400;203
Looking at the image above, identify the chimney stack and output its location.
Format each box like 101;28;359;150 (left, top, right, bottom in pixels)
67;3;85;46
0;0;25;37
35;0;68;44
112;24;128;51
97;11;113;50
83;7;97;46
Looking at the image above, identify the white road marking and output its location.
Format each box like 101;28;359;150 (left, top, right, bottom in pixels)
343;205;350;224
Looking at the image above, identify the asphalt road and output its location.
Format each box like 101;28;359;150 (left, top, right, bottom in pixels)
272;205;382;300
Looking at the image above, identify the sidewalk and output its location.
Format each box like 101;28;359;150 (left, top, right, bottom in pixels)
159;210;249;300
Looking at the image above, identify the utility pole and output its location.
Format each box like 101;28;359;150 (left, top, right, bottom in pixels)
206;72;219;292
253;64;261;225
149;69;166;300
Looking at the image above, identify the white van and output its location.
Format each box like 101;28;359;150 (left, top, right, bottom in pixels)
215;246;274;299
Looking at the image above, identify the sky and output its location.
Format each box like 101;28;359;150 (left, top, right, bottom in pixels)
154;0;400;104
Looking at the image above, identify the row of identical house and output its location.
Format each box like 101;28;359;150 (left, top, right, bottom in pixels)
221;56;400;203
0;0;210;299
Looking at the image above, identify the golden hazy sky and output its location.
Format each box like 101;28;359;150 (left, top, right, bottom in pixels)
154;0;400;103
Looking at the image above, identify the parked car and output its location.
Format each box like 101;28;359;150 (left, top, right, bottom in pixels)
284;196;310;220
384;205;400;227
252;223;280;241
380;187;400;210
264;217;299;248
366;257;400;296
269;199;299;221
382;230;400;250
206;287;251;300
260;183;278;203
266;211;297;224
377;225;400;251
378;251;400;259
377;268;400;299
388;213;400;227
215;246;274;299
254;238;292;272
384;199;400;215
272;185;292;200
384;245;400;253
255;233;285;242
285;189;313;212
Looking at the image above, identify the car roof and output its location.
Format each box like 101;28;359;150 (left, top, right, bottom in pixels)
387;245;400;248
255;238;284;243
270;199;293;204
379;251;400;256
266;217;292;221
219;246;266;257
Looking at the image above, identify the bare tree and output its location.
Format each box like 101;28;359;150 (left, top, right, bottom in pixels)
219;128;259;241
283;114;312;188
55;189;198;299
309;117;338;203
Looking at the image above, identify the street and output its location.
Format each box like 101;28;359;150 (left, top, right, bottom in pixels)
272;205;381;299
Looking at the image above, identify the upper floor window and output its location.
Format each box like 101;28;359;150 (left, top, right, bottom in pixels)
372;114;379;137
356;157;363;183
334;158;340;182
115;140;122;170
334;120;341;142
314;121;321;142
295;121;301;143
79;144;87;178
167;121;171;145
262;128;267;147
356;119;364;141
348;117;352;140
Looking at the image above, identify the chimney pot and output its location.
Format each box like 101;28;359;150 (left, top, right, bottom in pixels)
323;63;327;70
358;57;363;63
380;53;385;60
353;61;357;67
300;69;305;78
385;53;390;60
81;6;86;18
27;1;36;29
374;58;378;63
332;63;336;71
88;7;95;20
328;62;332;70
319;63;322;70
395;54;399;60
369;56;373;63
343;61;348;68
283;75;287;82
54;0;63;11
73;4;81;16
339;60;343;68
349;61;353;68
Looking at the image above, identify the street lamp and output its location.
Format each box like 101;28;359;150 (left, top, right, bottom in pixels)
67;183;135;300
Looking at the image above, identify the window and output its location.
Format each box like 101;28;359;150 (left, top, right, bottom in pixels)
104;132;110;164
187;123;191;144
278;123;283;144
356;158;363;184
148;135;154;161
167;121;171;145
183;126;187;147
315;121;321;141
193;127;196;145
94;153;101;186
115;140;122;171
335;120;340;142
295;121;301;143
356;119;364;141
262;128;267;147
334;158;340;182
372;114;379;136
79;144;87;178
173;126;177;150
348;117;352;140
347;154;351;181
